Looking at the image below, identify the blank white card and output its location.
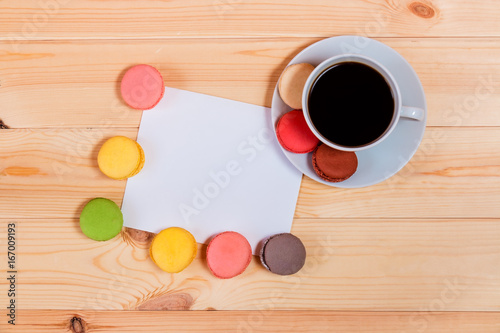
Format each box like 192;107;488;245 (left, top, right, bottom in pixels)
122;88;302;254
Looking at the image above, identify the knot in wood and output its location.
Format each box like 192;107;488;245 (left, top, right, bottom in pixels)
70;316;86;333
0;119;9;129
409;1;436;18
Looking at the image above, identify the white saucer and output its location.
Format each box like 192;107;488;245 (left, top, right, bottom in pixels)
271;36;427;188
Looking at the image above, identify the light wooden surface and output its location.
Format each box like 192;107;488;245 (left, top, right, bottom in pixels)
1;217;499;311
1;0;499;38
1;310;500;332
1;127;500;219
1;0;500;332
1;38;499;128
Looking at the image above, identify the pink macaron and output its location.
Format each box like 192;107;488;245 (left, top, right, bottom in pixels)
206;231;252;279
120;64;165;110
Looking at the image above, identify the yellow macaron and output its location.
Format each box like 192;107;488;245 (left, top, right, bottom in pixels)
97;136;145;180
149;227;198;273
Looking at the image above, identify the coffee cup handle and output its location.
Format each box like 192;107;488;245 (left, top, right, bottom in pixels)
401;106;425;121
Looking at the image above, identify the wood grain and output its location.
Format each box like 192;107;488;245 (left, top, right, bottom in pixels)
1;0;499;39
297;127;500;218
1;38;499;128
0;128;133;219
1;0;500;325
1;127;499;219
1;310;500;333
1;218;499;311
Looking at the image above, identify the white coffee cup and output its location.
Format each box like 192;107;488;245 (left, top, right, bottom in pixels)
302;54;424;152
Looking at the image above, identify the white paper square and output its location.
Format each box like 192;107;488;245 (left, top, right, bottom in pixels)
122;88;302;253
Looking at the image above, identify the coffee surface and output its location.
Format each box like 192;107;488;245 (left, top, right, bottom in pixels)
308;62;394;147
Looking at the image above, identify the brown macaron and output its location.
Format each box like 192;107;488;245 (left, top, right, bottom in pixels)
260;233;306;275
278;63;315;109
312;144;358;182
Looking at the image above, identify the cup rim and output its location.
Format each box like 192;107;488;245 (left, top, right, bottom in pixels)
302;53;402;152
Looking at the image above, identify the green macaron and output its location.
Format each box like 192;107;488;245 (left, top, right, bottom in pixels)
80;198;123;241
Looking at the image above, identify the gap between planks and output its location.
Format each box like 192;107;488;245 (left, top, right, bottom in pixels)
3;36;500;42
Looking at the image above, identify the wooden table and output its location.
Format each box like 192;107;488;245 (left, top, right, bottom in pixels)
1;1;500;332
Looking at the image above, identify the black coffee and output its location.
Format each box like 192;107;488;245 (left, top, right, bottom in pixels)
308;62;394;147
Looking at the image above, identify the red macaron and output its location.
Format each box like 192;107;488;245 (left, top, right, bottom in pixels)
276;110;320;154
312;144;358;182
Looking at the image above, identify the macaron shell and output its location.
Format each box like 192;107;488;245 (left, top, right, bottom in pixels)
276;110;320;153
259;237;272;271
278;63;315;109
149;227;197;273
127;142;145;178
98;136;144;180
312;144;358;182
260;233;306;275
121;64;165;110
79;198;123;241
206;231;252;279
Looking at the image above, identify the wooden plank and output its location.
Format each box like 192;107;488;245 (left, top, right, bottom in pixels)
1;38;499;128
1;218;499;311
0;128;133;219
1;0;500;39
296;127;500;218
1;310;500;333
1;127;499;219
